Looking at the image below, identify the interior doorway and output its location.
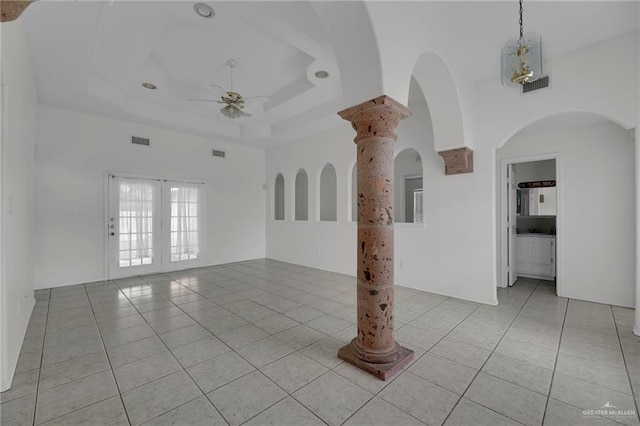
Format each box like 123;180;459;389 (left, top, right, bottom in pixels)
500;157;558;291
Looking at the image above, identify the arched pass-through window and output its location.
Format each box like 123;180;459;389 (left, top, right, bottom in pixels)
394;149;423;223
295;169;308;221
274;173;285;220
320;164;337;221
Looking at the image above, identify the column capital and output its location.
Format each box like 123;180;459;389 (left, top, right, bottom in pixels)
1;1;36;22
338;95;412;143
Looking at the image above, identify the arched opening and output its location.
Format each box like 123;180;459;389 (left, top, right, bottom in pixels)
497;112;634;309
412;51;466;152
394;149;423;223
295;169;309;221
274;174;285;221
319;164;337;222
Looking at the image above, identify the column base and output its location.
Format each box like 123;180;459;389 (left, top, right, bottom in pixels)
337;339;414;381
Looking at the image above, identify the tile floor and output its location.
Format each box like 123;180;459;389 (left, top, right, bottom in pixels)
1;259;639;425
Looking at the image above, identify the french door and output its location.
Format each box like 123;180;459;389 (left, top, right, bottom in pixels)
107;175;205;279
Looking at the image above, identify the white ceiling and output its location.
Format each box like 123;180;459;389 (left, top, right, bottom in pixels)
415;1;639;83
21;1;639;149
22;0;343;148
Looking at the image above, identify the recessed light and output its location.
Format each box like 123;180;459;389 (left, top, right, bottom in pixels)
142;82;157;90
193;3;214;19
314;70;329;79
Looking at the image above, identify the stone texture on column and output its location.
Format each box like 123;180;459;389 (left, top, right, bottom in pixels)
1;1;36;22
438;147;474;175
337;95;414;380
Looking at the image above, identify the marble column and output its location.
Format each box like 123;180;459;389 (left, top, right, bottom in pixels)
337;95;414;380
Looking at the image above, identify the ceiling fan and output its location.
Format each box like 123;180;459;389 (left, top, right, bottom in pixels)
188;59;268;119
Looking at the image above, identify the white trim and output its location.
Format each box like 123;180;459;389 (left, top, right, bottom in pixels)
498;153;562;298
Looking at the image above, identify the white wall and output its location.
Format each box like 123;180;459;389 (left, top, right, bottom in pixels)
266;81;497;305
499;121;635;307
1;19;39;391
34;105;266;289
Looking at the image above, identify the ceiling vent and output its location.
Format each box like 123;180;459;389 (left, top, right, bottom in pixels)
522;75;550;94
131;136;150;146
212;149;226;158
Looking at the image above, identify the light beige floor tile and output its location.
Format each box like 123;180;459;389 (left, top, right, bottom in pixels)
464;372;548;426
243;396;325;426
0;393;36;426
187;352;255;393
444;397;521;426
482;351;553;396
35;370;118;424
543;398;617;426
169;336;230;368
273;325;325;350
431;337;491;370
409;352;478;395
378;372;459;425
113;351;182;392
39;396;128;426
235;337;295;368
106;335;166;367
261;352;329;393
143;396;226;426
294;371;373;426
344;397;425;426
206;371;286;426
121;371;202;425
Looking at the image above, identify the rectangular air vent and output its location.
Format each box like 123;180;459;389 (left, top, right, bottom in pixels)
522;75;549;94
131;136;150;146
212;149;226;158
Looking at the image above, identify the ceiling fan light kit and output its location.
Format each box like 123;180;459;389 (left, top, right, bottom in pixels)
187;58;268;120
501;0;542;86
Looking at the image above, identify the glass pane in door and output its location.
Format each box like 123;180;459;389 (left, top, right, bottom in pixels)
117;180;156;268
169;185;200;262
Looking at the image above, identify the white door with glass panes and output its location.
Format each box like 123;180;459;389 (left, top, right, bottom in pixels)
108;175;205;279
162;183;203;271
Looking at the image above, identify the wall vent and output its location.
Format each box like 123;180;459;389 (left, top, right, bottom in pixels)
212;149;226;158
131;136;150;146
522;75;550;94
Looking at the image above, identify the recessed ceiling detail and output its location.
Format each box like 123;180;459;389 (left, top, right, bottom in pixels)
142;82;157;90
22;1;343;148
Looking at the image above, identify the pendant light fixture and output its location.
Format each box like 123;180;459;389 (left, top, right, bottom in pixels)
501;0;542;86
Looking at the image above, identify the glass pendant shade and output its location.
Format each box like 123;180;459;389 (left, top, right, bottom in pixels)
221;105;242;119
501;32;542;86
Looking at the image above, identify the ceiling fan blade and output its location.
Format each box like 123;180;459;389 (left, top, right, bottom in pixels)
242;96;269;104
209;84;229;97
187;98;220;102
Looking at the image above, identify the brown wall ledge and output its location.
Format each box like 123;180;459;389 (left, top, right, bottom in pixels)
438;147;474;175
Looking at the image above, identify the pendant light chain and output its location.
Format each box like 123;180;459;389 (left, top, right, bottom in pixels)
519;0;524;41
